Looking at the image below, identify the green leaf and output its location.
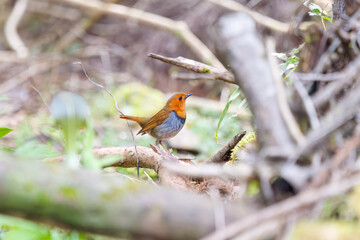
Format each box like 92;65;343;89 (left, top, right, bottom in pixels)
309;3;323;13
216;88;241;143
0;128;13;139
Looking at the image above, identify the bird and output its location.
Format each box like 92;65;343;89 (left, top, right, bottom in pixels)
120;93;192;151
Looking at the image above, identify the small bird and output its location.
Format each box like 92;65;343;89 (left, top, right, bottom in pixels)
120;93;192;151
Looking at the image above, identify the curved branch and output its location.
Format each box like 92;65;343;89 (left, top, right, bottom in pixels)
208;131;246;163
47;146;191;190
205;0;315;33
148;53;235;84
4;0;29;58
203;172;360;240
55;0;225;70
0;157;245;240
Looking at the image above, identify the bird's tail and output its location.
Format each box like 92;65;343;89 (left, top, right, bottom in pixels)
119;114;147;126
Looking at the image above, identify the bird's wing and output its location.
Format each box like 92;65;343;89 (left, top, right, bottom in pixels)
137;109;169;135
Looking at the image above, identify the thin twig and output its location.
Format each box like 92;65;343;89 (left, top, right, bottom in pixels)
0;61;60;95
73;62;141;178
205;0;289;32
29;81;52;114
163;161;255;181
144;171;159;187
292;81;360;160
54;0;120;51
266;37;305;145
296;55;360;82
292;76;320;129
148;53;235;84
208;131;246;163
4;0;29;58
313;38;341;74
56;0;225;69
312;57;360;109
29;81;65;143
202;172;360;240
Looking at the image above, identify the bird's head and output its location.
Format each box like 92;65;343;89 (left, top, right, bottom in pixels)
164;93;192;117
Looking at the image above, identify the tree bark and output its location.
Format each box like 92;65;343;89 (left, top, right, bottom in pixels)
333;0;346;20
216;13;297;155
0;157;246;240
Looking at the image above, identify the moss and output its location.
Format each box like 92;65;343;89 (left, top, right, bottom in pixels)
101;182;145;200
202;68;210;73
24;183;35;191
60;186;78;200
37;192;51;205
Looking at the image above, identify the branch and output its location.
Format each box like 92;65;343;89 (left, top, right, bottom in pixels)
0;58;65;95
163;161;255;181
54;0;121;52
205;0;290;32
4;0;29;58
47;146;193;191
216;13;297;155
293;80;360;159
53;0;225;70
203;172;360;240
266;37;305;145
148;53;235;84
311;56;360;110
208;131;246;163
0;157;246;240
205;0;315;33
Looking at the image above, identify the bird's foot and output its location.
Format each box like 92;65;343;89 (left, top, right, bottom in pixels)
150;144;178;160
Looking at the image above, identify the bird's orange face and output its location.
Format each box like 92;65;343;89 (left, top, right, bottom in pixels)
164;93;192;118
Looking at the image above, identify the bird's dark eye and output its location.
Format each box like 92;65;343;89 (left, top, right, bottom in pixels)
178;96;183;100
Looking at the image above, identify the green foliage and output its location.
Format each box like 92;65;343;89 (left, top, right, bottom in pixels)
0;128;12;139
304;2;333;30
292;220;360;240
348;185;360;219
0;215;87;240
92;82;164;118
50;91;90;169
273;43;304;80
215;88;245;143
247;180;260;196
14;140;59;160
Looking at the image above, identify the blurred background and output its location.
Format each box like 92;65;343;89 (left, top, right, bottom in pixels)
2;0;360;240
0;0;267;162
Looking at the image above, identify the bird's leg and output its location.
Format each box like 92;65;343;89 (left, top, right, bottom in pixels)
159;140;170;152
153;140;177;159
153;140;166;154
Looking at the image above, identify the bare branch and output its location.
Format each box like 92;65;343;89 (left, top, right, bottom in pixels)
205;0;315;33
73;62;141;178
148;53;235;84
163;161;255;181
291;76;320;129
216;13;297;155
203;172;360;240
4;0;29;58
294;81;360;159
266;37;305;145
205;0;290;32
0;59;63;95
312;56;360;109
54;0;225;69
208;131;246;163
0;157;247;240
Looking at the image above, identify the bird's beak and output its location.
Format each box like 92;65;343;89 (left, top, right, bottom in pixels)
185;93;192;99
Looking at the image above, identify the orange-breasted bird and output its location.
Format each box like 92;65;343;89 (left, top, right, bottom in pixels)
120;93;192;150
